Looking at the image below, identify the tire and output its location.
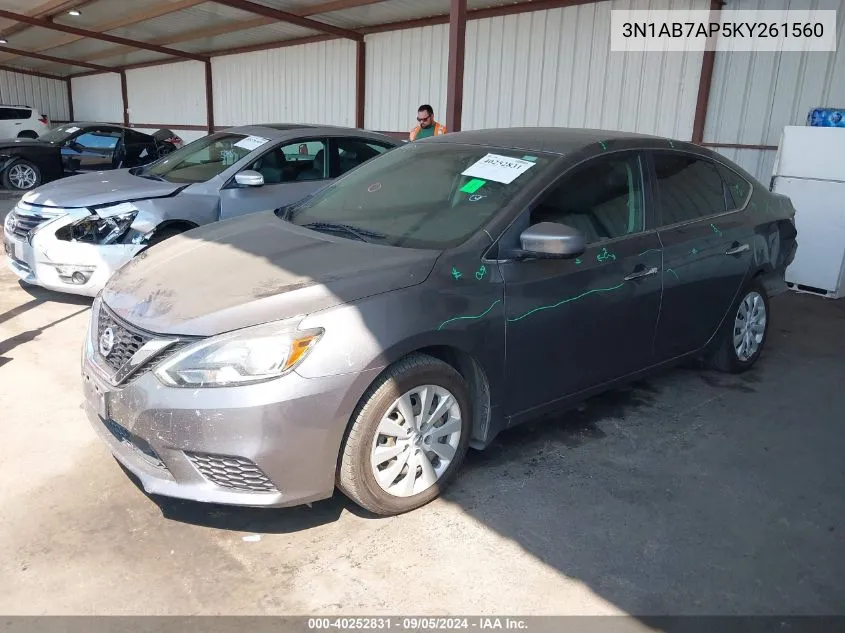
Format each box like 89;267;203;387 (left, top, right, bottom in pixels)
146;226;186;247
2;159;42;191
706;279;770;373
338;353;472;516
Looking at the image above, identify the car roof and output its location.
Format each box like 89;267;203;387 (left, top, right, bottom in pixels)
218;123;401;144
421;126;691;156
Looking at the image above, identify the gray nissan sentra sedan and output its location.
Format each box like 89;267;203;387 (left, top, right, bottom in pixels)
81;127;798;516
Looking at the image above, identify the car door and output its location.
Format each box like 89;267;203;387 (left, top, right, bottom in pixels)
649;150;754;361
499;151;664;418
218;137;330;220
62;127;123;173
118;129;157;167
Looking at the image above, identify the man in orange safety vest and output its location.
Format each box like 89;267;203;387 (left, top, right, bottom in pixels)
409;104;446;141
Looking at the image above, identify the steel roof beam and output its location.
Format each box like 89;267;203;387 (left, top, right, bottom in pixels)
0;9;208;62
212;0;363;41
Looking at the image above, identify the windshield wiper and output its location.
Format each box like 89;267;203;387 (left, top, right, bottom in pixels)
301;221;386;243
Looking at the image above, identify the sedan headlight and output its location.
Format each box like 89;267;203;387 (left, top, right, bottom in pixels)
63;202;139;245
154;320;323;388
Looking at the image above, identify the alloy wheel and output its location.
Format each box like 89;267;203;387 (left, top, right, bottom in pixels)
8;163;37;189
733;291;767;361
370;384;463;498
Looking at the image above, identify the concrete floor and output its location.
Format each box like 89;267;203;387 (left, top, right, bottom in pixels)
0;195;843;616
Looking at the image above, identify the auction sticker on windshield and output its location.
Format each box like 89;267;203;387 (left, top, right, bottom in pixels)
234;135;271;151
461;153;536;185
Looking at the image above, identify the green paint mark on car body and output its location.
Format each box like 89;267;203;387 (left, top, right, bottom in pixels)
597;247;617;262
599;141;608;151
521;155;537;162
507;283;626;323
575;258;583;265
711;223;722;236
437;300;502;331
639;248;662;257
666;268;680;281
475;265;487;280
451;267;462;280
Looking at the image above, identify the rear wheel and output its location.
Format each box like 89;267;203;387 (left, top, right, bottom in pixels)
2;159;41;191
706;279;770;373
338;354;472;516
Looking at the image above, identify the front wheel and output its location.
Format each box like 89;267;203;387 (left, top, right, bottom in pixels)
2;159;41;191
338;354;472;516
706;279;770;373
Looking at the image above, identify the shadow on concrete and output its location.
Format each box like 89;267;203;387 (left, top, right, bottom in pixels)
16;281;93;306
0;306;89;368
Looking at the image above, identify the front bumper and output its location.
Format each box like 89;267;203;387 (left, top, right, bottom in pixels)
3;219;141;297
81;336;368;508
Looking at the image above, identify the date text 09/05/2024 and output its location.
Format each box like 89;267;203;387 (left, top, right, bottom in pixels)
308;618;529;630
621;21;825;38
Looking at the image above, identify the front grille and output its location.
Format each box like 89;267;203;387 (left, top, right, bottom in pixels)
102;418;168;471
185;452;278;493
7;205;63;240
132;341;191;380
96;306;153;373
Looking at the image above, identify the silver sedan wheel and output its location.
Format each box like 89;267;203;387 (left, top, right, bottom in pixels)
370;384;463;498
734;291;767;361
8;163;37;189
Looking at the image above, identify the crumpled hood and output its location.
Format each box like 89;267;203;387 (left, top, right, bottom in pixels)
102;211;440;336
22;170;183;209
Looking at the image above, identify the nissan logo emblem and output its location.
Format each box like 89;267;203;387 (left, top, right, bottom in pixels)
99;327;116;357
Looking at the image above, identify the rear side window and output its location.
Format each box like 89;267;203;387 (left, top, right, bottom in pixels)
0;107;30;120
653;153;727;226
719;165;752;210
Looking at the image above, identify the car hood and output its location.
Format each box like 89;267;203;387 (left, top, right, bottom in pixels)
0;138;54;149
21;170;183;209
101;211;440;337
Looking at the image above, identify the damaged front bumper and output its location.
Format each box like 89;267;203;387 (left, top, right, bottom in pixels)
3;203;145;297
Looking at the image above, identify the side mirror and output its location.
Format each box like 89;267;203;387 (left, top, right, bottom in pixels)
519;222;586;258
235;170;264;187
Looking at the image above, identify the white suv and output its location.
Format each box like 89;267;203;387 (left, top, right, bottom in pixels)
0;105;51;139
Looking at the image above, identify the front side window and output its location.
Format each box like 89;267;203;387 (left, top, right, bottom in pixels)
653;153;727;226
336;138;394;176
285;143;554;249
530;153;645;243
143;133;254;183
247;139;327;183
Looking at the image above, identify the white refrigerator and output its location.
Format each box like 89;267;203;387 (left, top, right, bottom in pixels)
771;126;845;299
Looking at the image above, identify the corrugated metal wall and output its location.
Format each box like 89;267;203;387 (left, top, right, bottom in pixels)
704;0;845;182
126;61;207;127
364;24;449;132
0;69;70;122
70;73;123;123
132;127;208;144
211;39;357;127
463;0;706;137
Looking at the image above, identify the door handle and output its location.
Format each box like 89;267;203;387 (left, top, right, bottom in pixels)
624;266;659;281
725;243;750;256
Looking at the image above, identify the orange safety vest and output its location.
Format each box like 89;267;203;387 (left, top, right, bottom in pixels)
409;121;447;140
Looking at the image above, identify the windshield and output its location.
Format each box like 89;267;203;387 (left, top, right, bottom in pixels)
286;143;553;249
141;133;260;183
38;124;83;143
